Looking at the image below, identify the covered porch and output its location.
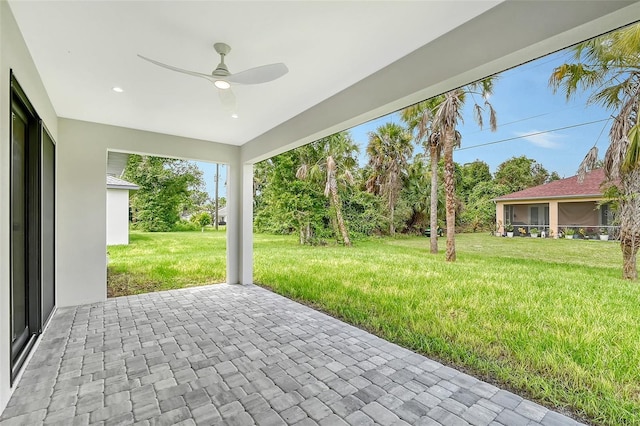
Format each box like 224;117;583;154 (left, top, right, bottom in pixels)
1;0;639;422
496;199;617;238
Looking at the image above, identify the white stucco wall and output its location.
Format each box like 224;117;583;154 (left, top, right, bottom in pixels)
57;119;245;309
106;189;130;245
0;0;59;414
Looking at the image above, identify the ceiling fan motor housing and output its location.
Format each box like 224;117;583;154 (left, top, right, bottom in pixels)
213;43;231;77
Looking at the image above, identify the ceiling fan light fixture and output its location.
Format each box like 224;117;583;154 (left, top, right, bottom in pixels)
214;80;231;90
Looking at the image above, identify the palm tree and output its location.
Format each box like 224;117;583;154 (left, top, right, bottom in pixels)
402;97;444;253
403;155;443;234
431;81;497;261
296;132;359;246
550;23;640;280
366;123;413;236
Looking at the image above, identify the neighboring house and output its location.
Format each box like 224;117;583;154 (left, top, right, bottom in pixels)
495;169;615;237
106;176;139;245
216;206;227;225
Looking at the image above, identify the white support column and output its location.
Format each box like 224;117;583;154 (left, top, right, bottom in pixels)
495;202;504;233
549;200;559;238
226;160;253;285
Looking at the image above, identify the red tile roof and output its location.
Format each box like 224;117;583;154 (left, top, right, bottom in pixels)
495;169;606;201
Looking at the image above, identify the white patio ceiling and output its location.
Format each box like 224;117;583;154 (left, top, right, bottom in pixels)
8;1;640;161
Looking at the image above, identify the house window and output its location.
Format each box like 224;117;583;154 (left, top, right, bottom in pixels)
504;205;514;224
600;203;613;226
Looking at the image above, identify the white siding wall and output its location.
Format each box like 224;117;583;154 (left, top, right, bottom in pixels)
106;189;130;246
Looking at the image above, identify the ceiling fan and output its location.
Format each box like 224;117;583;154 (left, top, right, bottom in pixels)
138;43;288;117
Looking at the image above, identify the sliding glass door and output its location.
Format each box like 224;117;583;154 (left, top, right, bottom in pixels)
10;73;56;382
10;99;32;369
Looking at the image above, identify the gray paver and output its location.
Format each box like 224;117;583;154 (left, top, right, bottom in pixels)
281;405;308;423
0;284;584;426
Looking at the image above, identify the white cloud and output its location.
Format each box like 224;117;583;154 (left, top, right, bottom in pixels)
515;130;562;149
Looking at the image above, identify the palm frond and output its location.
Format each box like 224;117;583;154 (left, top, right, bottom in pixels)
549;63;601;100
576;146;599;183
611;23;640;58
296;164;308;180
454;131;462;149
623;124;640;173
344;170;355;186
487;101;498;132
590;79;632;109
473;104;483;130
604;114;631;180
309;163;323;181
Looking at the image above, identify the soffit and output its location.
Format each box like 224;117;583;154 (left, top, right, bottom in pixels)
8;1;501;146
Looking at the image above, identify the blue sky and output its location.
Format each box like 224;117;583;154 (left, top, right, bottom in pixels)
197;45;613;199
196;161;228;199
350;48;611;178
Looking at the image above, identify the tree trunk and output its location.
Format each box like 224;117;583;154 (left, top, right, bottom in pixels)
621;237;638;280
389;199;395;236
443;127;456;262
329;174;351;246
619;170;640;280
429;143;439;254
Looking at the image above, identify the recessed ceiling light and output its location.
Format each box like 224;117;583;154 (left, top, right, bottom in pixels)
231;113;239;119
112;87;124;93
214;80;231;90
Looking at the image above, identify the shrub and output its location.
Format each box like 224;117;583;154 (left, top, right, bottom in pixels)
172;220;199;232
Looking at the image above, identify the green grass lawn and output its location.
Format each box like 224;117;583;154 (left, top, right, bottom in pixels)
107;229;227;296
108;231;640;425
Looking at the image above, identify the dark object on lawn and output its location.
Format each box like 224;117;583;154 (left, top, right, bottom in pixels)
424;227;443;237
218;221;226;226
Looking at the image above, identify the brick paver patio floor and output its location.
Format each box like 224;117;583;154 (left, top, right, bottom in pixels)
0;284;584;426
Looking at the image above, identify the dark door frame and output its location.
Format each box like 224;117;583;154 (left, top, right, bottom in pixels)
9;72;56;384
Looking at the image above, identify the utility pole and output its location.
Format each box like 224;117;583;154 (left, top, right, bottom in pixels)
214;163;219;231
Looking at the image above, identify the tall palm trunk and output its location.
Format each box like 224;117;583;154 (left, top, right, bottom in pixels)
389;200;395;236
328;169;352;247
429;142;439;254
620;169;640;279
443;127;456;262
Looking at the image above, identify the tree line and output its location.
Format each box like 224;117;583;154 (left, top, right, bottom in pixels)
254;136;560;246
123;155;225;232
258;22;640;279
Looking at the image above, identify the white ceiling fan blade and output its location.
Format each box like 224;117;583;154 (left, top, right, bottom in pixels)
218;87;237;113
227;63;288;85
138;54;214;82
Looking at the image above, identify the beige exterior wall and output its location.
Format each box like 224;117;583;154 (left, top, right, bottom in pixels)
495;203;504;233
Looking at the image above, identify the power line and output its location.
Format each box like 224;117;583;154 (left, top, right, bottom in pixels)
457;118;610;151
